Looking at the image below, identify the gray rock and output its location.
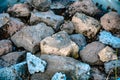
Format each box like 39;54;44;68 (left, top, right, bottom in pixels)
104;60;120;73
51;72;66;80
70;34;86;50
0;40;12;56
30;10;64;31
40;31;79;59
0;61;27;80
80;41;105;65
0;13;10;28
31;54;91;80
11;23;54;53
27;0;51;11
99;31;120;48
72;12;101;38
26;52;47;74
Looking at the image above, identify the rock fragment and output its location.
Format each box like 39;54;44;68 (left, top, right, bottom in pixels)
51;72;66;80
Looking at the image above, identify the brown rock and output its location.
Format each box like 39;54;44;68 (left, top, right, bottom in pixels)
40;31;79;58
0;40;12;56
72;12;101;38
67;0;100;17
98;46;117;62
80;41;105;65
100;12;120;34
11;23;54;53
60;21;75;34
7;3;31;17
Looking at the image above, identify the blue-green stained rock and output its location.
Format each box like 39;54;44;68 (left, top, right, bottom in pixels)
52;72;67;80
99;31;120;48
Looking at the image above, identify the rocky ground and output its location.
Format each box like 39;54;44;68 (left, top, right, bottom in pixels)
0;0;120;80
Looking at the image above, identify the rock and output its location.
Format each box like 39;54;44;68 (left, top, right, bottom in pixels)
100;12;120;34
67;0;100;17
0;59;10;68
60;21;75;34
40;31;79;58
99;31;120;48
7;3;31;17
0;40;12;56
80;41;105;65
51;72;66;80
0;61;27;80
1;51;26;66
72;12;101;38
0;13;10;28
104;60;120;73
26;52;47;74
70;34;86;50
91;68;106;80
98;46;117;62
2;17;25;37
30;10;64;31
11;23;54;53
27;0;51;11
31;54;91;80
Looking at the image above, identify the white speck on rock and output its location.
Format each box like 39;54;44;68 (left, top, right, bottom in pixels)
26;52;47;74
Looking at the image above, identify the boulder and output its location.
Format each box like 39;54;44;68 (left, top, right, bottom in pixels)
40;31;79;58
11;23;54;53
30;10;64;31
80;41;105;65
72;12;101;38
0;40;12;56
31;54;91;80
99;31;120;48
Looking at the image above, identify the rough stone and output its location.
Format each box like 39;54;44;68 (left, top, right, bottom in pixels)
98;46;117;62
27;0;51;11
70;34;86;50
7;3;31;17
72;12;101;38
51;72;66;80
104;60;120;73
100;12;120;34
31;54;91;80
30;10;64;31
11;23;54;53
67;0;100;17
0;13;10;28
80;41;105;65
40;31;79;58
0;61;27;80
60;21;75;34
0;40;12;56
26;52;47;74
1;51;26;66
99;30;120;48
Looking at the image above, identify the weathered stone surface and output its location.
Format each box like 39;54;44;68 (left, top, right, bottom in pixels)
11;23;54;53
99;31;120;48
40;31;79;58
104;60;120;73
26;52;47;74
0;61;27;80
7;3;31;17
80;41;105;65
1;51;26;66
51;72;66;80
98;46;117;62
0;40;12;56
31;54;91;80
60;21;75;34
100;12;120;34
30;10;64;31
0;13;10;28
70;34;86;50
72;12;101;38
27;0;51;11
67;0;100;17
